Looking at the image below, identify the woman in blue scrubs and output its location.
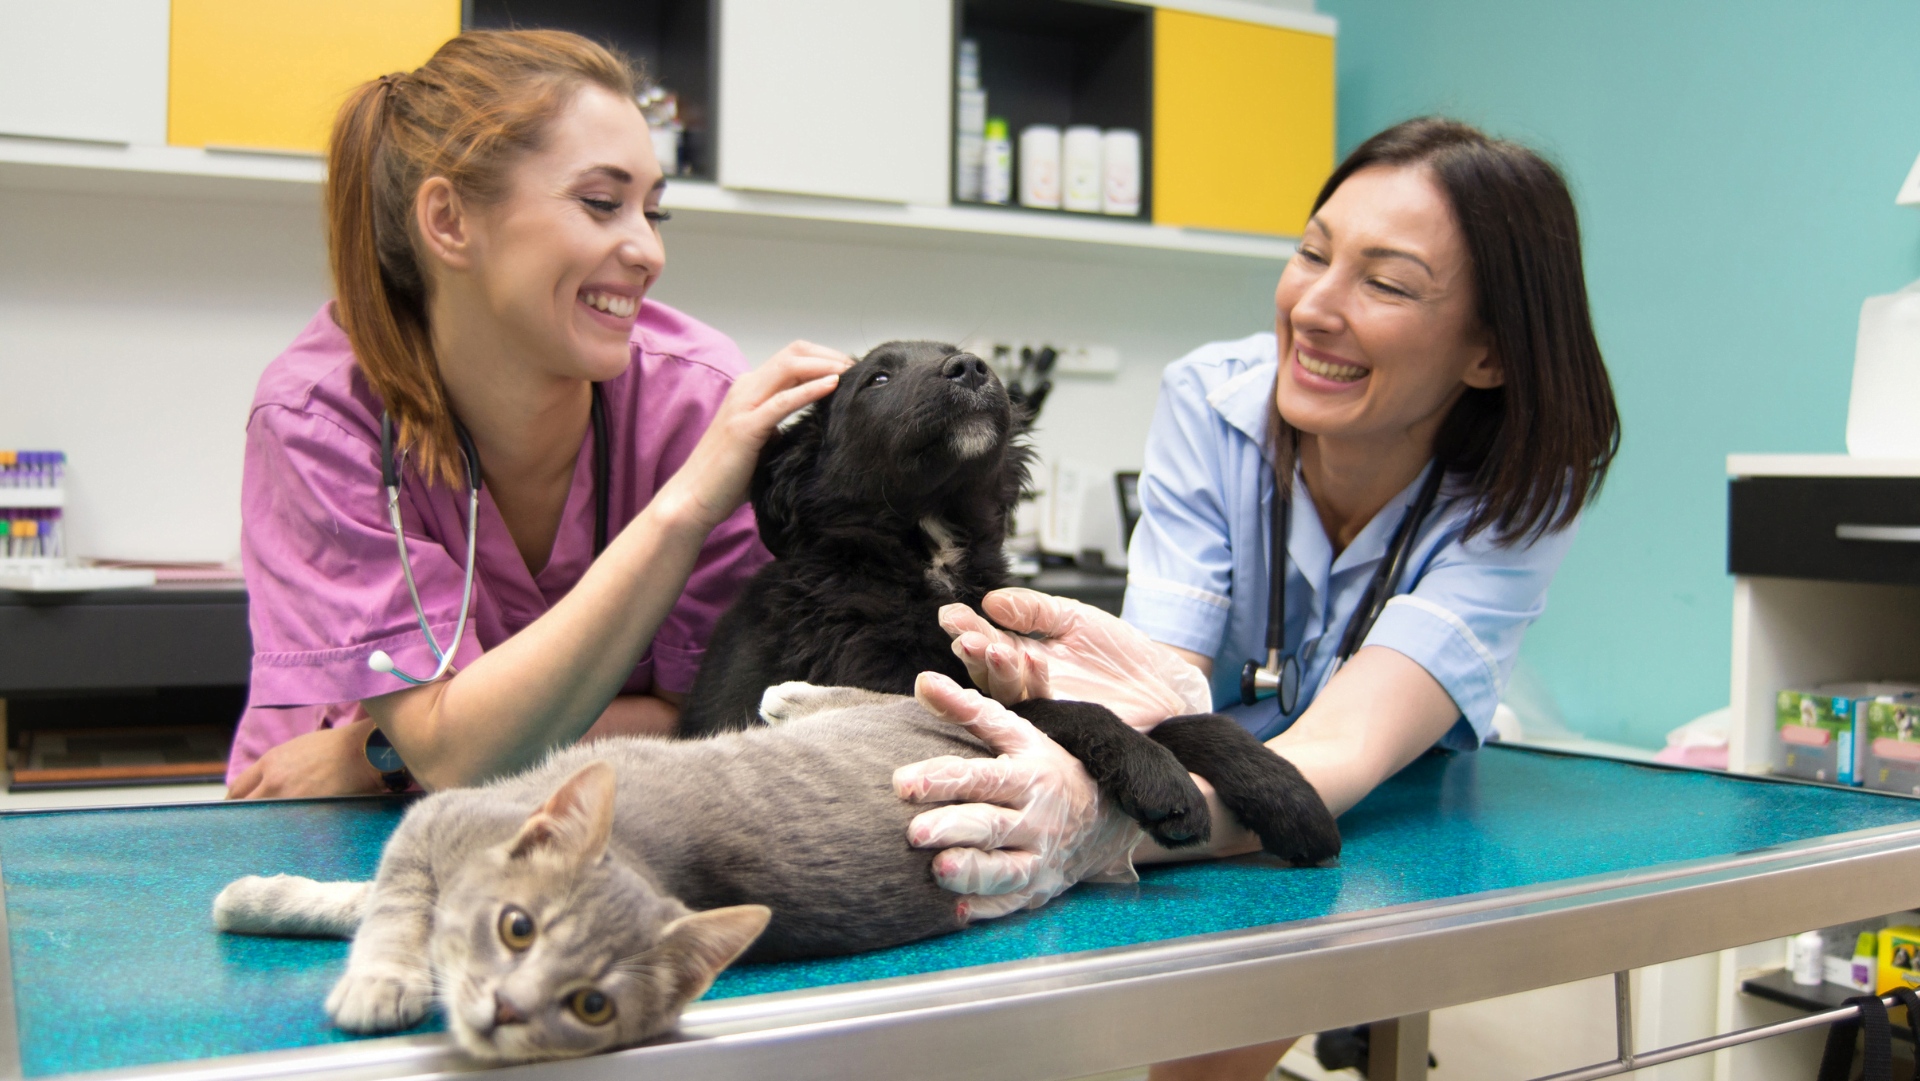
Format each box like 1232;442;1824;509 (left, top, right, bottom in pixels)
914;117;1620;1080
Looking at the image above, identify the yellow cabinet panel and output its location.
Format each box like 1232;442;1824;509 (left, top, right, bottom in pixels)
1153;10;1334;237
169;0;460;152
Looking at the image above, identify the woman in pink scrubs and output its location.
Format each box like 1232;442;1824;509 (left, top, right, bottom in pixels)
227;30;849;797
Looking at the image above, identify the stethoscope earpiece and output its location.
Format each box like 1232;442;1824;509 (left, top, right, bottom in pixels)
367;650;396;675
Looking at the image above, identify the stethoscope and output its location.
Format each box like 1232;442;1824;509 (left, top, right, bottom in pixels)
1241;462;1446;713
366;384;612;685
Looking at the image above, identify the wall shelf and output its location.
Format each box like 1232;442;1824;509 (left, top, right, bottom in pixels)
0;135;1296;263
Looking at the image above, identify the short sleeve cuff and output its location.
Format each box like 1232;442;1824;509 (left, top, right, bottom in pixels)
1122;575;1232;658
1363;595;1503;750
649;641;704;695
248;620;484;708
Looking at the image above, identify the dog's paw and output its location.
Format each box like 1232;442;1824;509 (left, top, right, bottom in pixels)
757;682;830;725
326;960;433;1033
1109;746;1212;849
1235;789;1342;866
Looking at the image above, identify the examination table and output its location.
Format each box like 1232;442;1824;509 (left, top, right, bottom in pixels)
5;745;1919;1081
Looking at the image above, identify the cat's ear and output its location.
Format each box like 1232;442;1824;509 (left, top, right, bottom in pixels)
507;761;616;864
656;905;772;1007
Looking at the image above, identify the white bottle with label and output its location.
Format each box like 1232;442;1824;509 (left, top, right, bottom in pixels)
1062;125;1102;212
1102;128;1141;217
1018;124;1062;210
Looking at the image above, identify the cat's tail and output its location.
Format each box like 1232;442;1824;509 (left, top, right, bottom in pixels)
213;874;369;938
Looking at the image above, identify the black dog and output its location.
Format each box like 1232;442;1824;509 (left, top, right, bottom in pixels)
680;341;1339;865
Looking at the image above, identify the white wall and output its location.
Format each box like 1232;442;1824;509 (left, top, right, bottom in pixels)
0;182;1281;563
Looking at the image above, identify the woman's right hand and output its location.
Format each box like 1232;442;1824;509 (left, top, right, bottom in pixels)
665;341;850;532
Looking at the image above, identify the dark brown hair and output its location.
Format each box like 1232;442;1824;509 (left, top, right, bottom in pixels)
1276;117;1620;543
328;30;640;486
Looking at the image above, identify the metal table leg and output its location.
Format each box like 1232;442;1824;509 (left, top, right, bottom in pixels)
1369;1013;1430;1081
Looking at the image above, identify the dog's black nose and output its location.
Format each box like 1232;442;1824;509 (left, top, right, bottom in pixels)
942;353;990;389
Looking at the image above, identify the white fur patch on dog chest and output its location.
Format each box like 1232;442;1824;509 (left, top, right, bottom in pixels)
920;517;964;595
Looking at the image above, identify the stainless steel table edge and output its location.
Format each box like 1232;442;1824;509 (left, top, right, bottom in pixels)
25;817;1920;1081
0;853;20;1081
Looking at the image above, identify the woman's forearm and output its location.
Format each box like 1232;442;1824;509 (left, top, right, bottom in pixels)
1138;646;1460;862
1266;646;1461;815
366;490;711;788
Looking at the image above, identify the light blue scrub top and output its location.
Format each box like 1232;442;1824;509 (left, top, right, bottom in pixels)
1121;333;1580;750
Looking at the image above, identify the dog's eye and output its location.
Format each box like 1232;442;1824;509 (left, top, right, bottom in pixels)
866;372;890;387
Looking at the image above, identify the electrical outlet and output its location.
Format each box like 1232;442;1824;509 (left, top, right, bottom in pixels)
1055;344;1120;376
957;337;1119;378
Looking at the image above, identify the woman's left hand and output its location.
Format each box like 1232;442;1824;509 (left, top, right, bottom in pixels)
939;589;1213;731
226;717;388;800
894;673;1144;921
663;341;851;532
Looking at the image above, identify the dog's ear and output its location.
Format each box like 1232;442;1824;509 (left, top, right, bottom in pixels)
750;402;828;559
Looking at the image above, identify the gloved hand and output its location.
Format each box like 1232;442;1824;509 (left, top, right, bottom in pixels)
894;672;1145;922
939;588;1213;732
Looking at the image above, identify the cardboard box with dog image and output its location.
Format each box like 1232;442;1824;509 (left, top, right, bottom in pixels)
1865;698;1920;795
1776;684;1920;785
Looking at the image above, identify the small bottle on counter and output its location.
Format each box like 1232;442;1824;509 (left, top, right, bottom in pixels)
982;117;1012;205
1018;124;1061;210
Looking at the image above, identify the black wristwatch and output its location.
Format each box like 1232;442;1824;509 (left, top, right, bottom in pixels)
363;727;412;792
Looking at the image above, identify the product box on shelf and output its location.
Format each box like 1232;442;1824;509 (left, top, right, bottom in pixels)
1864;697;1920;796
1879;925;1920;994
1776;683;1920;785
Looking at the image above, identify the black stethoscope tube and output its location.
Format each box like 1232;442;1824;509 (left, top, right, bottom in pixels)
1241;462;1444;713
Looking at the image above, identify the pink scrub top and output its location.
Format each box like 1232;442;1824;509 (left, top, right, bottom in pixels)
230;300;770;782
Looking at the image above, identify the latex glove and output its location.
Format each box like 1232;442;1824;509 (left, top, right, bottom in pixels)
894;672;1145;922
939;588;1213;732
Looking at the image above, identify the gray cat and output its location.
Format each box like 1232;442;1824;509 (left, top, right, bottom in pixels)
214;684;1135;1063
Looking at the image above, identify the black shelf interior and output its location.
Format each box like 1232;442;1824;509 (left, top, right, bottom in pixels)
1742;968;1915;1043
466;0;716;181
955;0;1152;216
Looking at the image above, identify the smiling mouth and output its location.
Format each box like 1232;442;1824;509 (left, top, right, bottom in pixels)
580;290;638;319
1297;349;1368;383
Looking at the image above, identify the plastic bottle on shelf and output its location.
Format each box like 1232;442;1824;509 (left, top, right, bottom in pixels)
982;118;1013;206
1062;125;1102;213
1789;929;1825;986
1018;124;1061;210
956;91;987;202
1102;129;1142;217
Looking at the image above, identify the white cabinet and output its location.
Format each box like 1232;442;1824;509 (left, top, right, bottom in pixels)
717;0;950;205
0;0;170;145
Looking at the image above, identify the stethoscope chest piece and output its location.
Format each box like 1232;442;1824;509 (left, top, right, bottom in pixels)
1242;651;1300;713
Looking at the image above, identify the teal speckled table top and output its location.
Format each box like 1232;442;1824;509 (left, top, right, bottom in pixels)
4;746;1918;1077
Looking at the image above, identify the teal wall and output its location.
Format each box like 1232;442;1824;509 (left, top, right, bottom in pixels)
1315;1;1920;746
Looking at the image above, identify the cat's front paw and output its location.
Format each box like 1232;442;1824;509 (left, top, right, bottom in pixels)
757;681;831;725
326;961;432;1033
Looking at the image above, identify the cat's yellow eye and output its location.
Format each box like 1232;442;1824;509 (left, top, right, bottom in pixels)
568;988;615;1025
498;906;536;950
